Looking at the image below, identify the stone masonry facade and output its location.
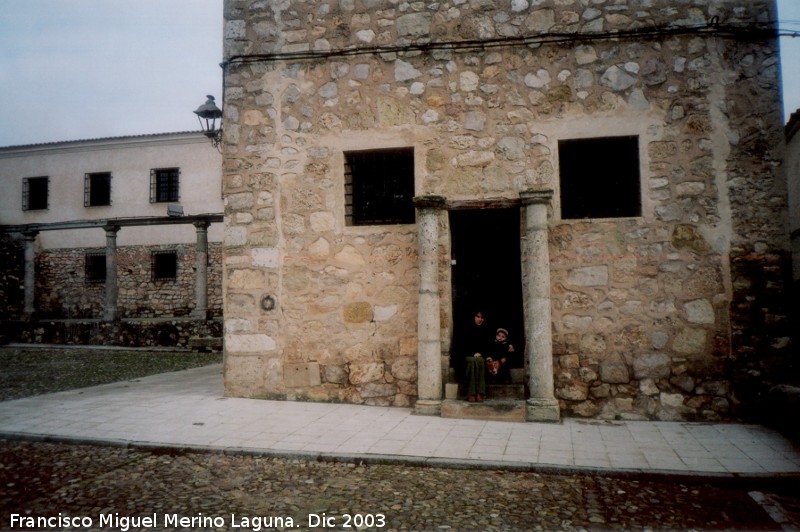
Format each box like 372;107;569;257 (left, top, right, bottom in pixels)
221;0;789;420
33;243;223;320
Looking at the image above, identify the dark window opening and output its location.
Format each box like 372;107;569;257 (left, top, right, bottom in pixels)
558;136;641;219
23;176;49;211
150;168;180;203
85;253;106;283
85;172;112;207
152;250;178;281
344;148;415;226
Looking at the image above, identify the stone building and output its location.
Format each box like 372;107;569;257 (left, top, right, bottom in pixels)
0;132;224;347
787;110;800;286
220;0;790;421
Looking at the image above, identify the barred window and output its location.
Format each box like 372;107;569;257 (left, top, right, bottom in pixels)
151;250;178;281
85;252;106;283
84;172;112;207
344;148;415;226
22;176;49;211
558;136;641;220
150;168;180;203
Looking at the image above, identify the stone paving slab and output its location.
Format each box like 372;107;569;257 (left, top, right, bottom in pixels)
1;363;799;480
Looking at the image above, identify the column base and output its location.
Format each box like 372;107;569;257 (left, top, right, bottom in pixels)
526;398;560;422
413;399;442;416
191;309;210;320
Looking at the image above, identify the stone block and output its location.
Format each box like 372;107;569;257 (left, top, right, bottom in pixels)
323;364;348;384
349;362;384;384
390;357;417;381
445;383;459;400
224;355;265;396
359;382;397;398
684;299;714;324
639;378;659;396
252;247;279;268
396;12;431;36
343;302;373;323
227;269;267;289
556;382;588;401
633;353;671;380
670;375;695;393
660;392;685;408
226;333;276;353
673;328;707;355
567;266;608;287
284;362;322;388
442;399;527;422
600;356;630;384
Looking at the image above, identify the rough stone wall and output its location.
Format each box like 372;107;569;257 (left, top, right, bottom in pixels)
35;244;223;319
0;233;24;320
222;0;789;418
14;319;223;349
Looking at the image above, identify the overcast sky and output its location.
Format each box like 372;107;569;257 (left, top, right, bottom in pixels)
0;0;798;147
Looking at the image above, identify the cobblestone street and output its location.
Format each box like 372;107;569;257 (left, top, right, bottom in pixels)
2;439;799;531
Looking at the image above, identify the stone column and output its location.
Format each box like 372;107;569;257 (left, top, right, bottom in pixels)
413;195;446;415
22;230;38;320
520;188;560;422
103;225;120;322
191;220;210;319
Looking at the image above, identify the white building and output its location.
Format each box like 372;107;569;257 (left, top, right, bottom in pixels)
0;132;223;345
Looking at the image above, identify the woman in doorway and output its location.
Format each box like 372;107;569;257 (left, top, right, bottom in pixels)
458;309;493;402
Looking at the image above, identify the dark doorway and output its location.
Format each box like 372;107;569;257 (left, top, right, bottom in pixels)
449;208;525;367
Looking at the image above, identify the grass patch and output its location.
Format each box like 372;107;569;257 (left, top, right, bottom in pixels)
0;347;222;401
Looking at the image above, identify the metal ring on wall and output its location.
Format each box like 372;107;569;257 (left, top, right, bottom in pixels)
261;295;276;312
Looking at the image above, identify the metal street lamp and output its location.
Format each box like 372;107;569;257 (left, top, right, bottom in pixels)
194;95;223;149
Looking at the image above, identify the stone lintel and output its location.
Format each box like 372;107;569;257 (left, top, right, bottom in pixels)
413;195;446;210
520;188;554;205
413;399;442;416
526;398;561;422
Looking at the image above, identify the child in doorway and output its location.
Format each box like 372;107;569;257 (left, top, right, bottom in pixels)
486;327;515;385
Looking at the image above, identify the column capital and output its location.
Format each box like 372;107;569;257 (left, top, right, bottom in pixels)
520;187;554;205
21;230;39;241
413;195;447;210
193;219;211;231
103;224;121;235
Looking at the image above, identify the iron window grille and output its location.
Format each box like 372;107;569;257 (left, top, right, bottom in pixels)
344;147;415;226
22;176;49;211
150;168;180;203
151;250;178;281
84;172;112;207
85;252;107;283
558;136;641;220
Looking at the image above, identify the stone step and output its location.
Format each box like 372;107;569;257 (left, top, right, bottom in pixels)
441;399;526;423
487;384;525;400
187;337;222;352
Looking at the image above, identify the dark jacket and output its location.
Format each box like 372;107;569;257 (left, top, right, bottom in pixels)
457;321;493;360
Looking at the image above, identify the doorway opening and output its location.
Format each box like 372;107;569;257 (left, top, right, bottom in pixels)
449;208;525;377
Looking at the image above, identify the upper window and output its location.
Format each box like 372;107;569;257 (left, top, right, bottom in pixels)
344;148;415;226
85;172;112;207
152;250;178;281
22;176;49;211
558;136;641;220
150;168;180;203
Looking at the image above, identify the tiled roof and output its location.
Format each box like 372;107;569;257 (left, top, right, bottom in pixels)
0;131;203;150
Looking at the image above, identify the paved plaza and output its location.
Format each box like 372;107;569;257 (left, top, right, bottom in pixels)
0;364;798;480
